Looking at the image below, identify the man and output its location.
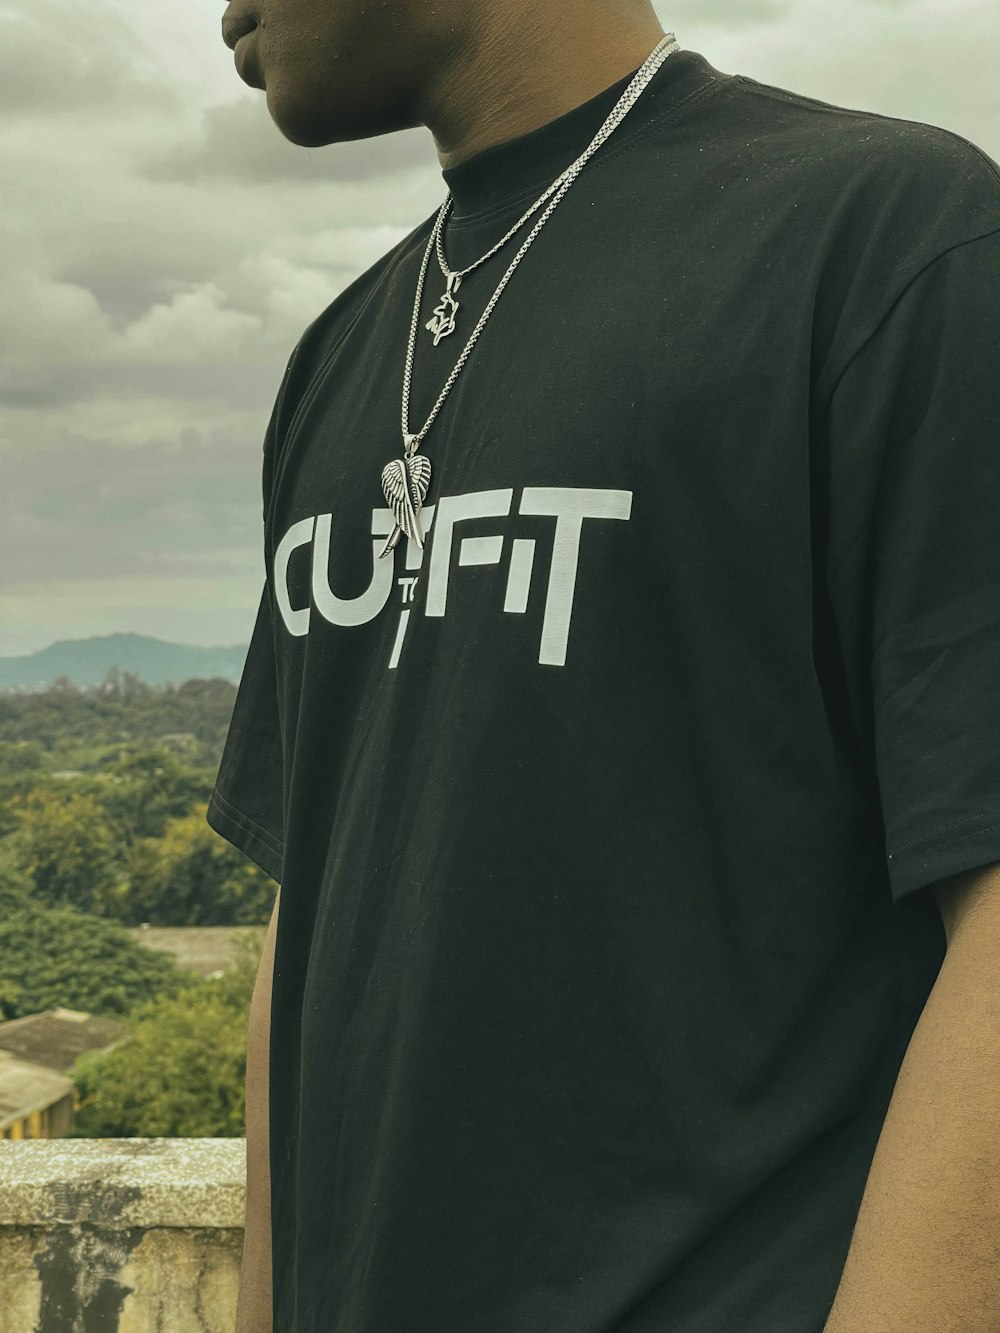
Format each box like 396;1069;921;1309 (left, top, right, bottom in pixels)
210;0;1000;1328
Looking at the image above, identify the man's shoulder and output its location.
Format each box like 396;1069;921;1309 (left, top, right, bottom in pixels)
722;68;1000;214
281;213;434;395
259;211;435;475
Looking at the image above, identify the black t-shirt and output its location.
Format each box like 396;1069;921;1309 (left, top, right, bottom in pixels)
207;43;1000;1333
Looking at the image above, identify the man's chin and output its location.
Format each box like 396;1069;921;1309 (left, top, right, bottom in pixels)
262;98;341;149
269;117;335;150
265;85;422;150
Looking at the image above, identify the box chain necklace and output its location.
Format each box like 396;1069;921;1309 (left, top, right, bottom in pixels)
377;32;681;559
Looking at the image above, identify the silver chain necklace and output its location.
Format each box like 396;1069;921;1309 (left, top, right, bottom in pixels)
424;171;568;348
378;32;681;560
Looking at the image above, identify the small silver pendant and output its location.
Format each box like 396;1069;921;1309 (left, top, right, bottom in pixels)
425;272;462;345
378;452;432;560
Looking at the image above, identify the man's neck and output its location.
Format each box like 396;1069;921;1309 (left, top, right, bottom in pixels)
423;1;669;172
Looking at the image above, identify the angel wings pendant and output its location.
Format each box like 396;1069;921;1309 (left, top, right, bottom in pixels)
378;453;432;560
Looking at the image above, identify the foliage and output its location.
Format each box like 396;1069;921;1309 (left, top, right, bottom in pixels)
0;673;273;1137
0;898;189;1021
0;740;45;773
69;929;264;1138
97;747;214;844
0;674;238;772
0;673;274;928
0;770;51;839
0;976;22;1020
4;786;126;915
0;856;33;913
122;804;276;926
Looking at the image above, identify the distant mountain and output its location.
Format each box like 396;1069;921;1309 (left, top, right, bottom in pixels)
0;633;248;691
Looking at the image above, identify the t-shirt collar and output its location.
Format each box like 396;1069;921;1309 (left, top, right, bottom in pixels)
438;45;708;222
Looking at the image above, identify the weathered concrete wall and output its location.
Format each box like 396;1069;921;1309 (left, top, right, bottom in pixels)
0;1138;246;1333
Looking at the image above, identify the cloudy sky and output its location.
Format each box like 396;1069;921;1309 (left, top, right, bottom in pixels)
2;0;998;659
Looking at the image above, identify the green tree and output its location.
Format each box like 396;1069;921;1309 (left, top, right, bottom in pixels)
0;740;45;773
6;785;125;914
123;803;275;926
0;675;239;772
0;861;32;1020
0;900;188;1021
0;767;59;839
0;856;32;913
98;747;211;844
0;977;22;1022
69;930;263;1137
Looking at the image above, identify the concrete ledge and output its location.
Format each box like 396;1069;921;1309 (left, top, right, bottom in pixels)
0;1137;246;1228
0;1139;247;1332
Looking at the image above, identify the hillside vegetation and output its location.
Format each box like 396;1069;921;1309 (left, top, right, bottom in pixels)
0;669;276;1136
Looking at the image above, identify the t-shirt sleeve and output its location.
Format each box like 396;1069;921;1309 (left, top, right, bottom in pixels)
824;226;1000;903
205;349;300;885
206;579;285;884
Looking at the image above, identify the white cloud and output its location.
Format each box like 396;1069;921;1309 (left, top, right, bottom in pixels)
663;0;1000;149
2;0;998;657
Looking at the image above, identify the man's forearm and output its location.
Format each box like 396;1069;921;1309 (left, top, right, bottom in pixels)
238;889;279;1333
823;891;1000;1331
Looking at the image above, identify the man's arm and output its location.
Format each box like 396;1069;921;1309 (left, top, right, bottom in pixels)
237;885;280;1333
823;861;1000;1332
